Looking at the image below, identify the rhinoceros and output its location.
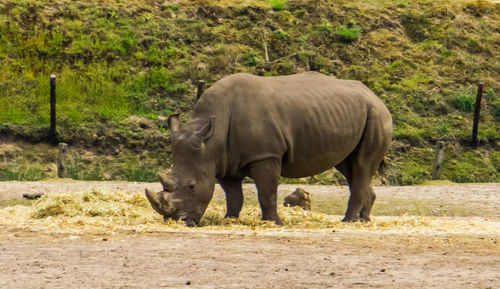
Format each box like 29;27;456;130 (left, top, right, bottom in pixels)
145;72;392;226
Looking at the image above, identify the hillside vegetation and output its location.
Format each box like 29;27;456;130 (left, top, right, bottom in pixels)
0;0;499;184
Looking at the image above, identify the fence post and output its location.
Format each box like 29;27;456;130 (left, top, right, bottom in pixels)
432;141;445;180
471;82;484;147
58;143;67;178
263;40;269;63
196;80;205;101
49;74;58;145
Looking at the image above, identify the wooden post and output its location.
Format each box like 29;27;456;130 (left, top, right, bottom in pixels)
432;141;445;180
49;74;58;145
57;143;67;178
471;82;484;147
196;80;205;101
263;40;269;63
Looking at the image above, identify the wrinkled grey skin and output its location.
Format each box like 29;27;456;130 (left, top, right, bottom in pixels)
145;72;392;226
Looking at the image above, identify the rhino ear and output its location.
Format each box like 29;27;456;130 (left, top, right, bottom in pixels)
194;116;215;143
168;113;180;132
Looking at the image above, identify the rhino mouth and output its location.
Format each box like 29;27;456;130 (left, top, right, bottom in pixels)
171;212;200;227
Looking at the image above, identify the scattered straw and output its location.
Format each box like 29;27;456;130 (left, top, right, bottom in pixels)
0;189;498;237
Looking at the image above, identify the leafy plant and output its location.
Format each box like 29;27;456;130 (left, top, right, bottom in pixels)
269;0;287;11
336;22;362;43
273;29;288;40
242;53;259;67
395;1;407;8
452;92;476;112
317;23;333;34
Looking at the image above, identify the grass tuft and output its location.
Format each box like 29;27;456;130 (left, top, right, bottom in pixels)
336;22;362;43
269;0;287;11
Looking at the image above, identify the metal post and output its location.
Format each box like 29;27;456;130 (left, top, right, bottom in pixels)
471;82;483;147
432;141;445;180
49;74;58;145
196;80;205;101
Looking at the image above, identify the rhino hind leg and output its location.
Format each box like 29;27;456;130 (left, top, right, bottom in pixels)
249;158;283;226
218;176;244;218
359;186;376;221
338;157;379;222
338;119;391;223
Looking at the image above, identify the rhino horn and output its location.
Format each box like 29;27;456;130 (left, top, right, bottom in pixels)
168;113;180;132
145;189;176;218
158;173;176;192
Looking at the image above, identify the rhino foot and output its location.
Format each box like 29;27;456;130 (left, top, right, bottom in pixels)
360;215;371;222
262;215;283;226
183;218;197;227
341;215;360;222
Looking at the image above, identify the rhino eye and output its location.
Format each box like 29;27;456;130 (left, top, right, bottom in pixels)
188;180;196;191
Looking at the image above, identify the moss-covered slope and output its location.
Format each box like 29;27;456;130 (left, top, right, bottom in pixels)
0;0;499;183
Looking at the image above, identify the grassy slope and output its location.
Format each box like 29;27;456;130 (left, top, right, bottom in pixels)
0;0;499;183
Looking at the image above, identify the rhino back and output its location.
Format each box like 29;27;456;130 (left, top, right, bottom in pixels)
195;72;390;178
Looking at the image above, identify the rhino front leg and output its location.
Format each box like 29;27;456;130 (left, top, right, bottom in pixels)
218;177;244;218
249;158;283;225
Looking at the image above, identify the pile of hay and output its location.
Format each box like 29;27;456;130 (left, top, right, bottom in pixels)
0;189;498;236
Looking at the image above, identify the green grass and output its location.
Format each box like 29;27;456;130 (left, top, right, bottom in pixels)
336;22;362;43
0;0;499;183
0;199;35;208
452;92;476;112
0;164;47;181
269;0;287;11
208;189;496;218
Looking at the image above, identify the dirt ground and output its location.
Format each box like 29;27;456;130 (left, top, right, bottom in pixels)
0;182;499;288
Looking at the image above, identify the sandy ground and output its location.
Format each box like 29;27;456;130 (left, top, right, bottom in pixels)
0;181;499;288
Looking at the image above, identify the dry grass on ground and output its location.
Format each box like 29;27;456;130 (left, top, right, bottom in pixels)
0;185;498;238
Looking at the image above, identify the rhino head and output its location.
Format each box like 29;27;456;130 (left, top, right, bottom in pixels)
145;114;217;226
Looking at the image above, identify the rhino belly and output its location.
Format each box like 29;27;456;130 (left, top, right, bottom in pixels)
281;148;353;178
280;130;362;178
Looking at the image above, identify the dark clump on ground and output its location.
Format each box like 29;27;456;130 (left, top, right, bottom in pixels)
283;188;311;210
